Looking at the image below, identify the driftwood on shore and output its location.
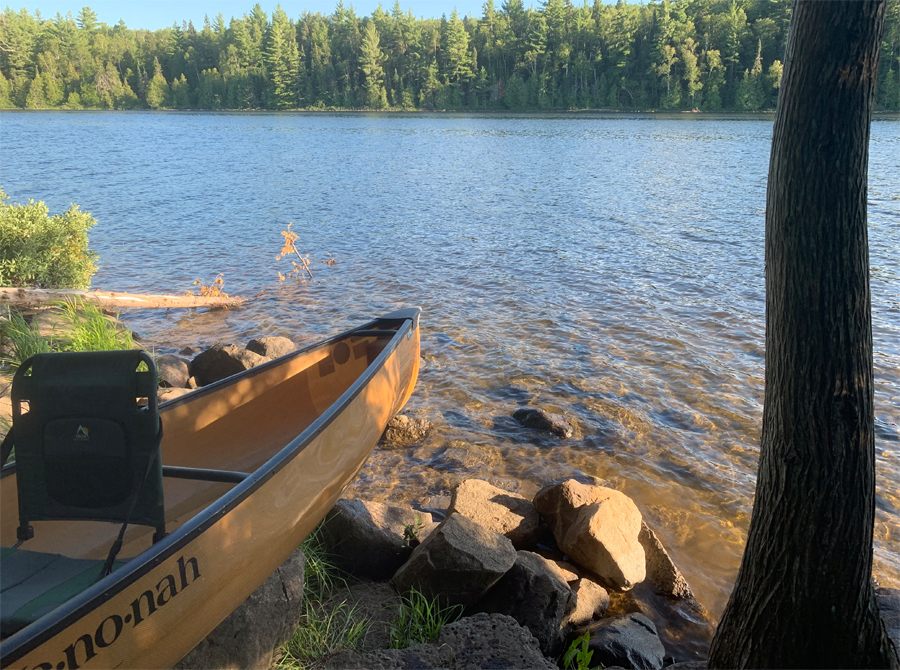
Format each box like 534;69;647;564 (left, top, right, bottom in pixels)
0;287;247;310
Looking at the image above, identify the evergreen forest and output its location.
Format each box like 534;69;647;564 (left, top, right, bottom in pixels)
1;0;898;112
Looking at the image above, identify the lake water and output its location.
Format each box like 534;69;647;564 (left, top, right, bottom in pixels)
2;110;898;639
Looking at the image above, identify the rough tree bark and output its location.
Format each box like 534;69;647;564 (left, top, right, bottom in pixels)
708;1;898;668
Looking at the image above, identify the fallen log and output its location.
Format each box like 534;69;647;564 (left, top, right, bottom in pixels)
0;287;247;310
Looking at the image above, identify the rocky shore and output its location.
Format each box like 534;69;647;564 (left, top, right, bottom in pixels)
3;323;898;669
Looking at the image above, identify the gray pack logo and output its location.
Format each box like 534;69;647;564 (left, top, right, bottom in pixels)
75;425;90;441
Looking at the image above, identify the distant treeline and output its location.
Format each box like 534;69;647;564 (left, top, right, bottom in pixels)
1;0;898;112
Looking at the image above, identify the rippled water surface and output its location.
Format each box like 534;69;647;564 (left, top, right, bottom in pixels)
2;111;898;625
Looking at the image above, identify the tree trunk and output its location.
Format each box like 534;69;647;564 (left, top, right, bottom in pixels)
0;288;247;310
708;1;897;668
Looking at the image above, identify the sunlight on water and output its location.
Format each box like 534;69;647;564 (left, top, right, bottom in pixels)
2;111;898;627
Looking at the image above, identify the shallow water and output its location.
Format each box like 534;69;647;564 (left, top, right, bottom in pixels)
2;111;898;631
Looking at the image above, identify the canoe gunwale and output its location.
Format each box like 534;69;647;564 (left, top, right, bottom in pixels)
0;311;418;666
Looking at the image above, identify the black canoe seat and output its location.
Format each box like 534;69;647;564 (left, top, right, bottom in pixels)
0;547;126;637
3;351;166;543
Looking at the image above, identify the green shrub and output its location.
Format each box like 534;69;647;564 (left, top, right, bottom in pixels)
0;187;98;288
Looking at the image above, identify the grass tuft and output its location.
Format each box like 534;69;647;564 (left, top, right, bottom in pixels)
276;522;369;670
0;310;52;370
57;299;133;352
277;600;369;669
388;587;463;650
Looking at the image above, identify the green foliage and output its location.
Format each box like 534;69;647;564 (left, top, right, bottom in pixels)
402;515;425;546
56;300;134;353
300;522;346;602
0;301;133;371
0;188;98;289
0;0;894;112
277;600;369;669
563;633;596;670
0;310;52;370
388;587;462;649
276;523;368;669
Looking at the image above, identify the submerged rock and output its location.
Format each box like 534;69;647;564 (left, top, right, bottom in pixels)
639;521;693;599
174;547;305;670
877;587;900;653
246;336;296;359
190;343;268;386
513;406;574;438
381;414;433;447
447;478;542;549
534;480;645;590
391;514;516;607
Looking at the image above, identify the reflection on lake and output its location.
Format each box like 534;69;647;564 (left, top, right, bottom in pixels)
2;111;898;632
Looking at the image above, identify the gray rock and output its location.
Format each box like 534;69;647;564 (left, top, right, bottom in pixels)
475;550;576;655
513;407;574;438
583;613;666;670
247;335;296;359
381;414;433;447
639;522;693;599
190;343;268;386
534;480;646;590
178;346;202;357
321;499;433;580
174;547;305;670
564;577;610;629
447;478;543;549
157;354;190;388
391;514;517;607
877;587;900;654
158;387;191;404
328;613;556;670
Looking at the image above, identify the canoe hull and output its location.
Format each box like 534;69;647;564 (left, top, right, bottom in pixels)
0;312;420;670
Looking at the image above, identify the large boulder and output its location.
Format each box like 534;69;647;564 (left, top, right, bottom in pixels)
328;613;556;670
320;499;433;580
534;480;646;590
391;514;516;607
246;336;296;359
380;414;433;447
639;522;693;599
190;344;268;386
447;479;543;549
476;550;576;655
582;613;666;670
174;547;305;670
513;407;574;438
157;354;190;388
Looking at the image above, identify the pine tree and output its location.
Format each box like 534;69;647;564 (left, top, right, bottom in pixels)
170;74;191;108
24;71;45;108
146;57;170;109
265;7;300;109
360;20;387;108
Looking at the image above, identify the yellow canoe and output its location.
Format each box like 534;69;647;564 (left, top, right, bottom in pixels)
0;308;421;669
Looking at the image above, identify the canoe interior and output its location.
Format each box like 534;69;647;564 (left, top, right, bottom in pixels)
0;327;396;562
